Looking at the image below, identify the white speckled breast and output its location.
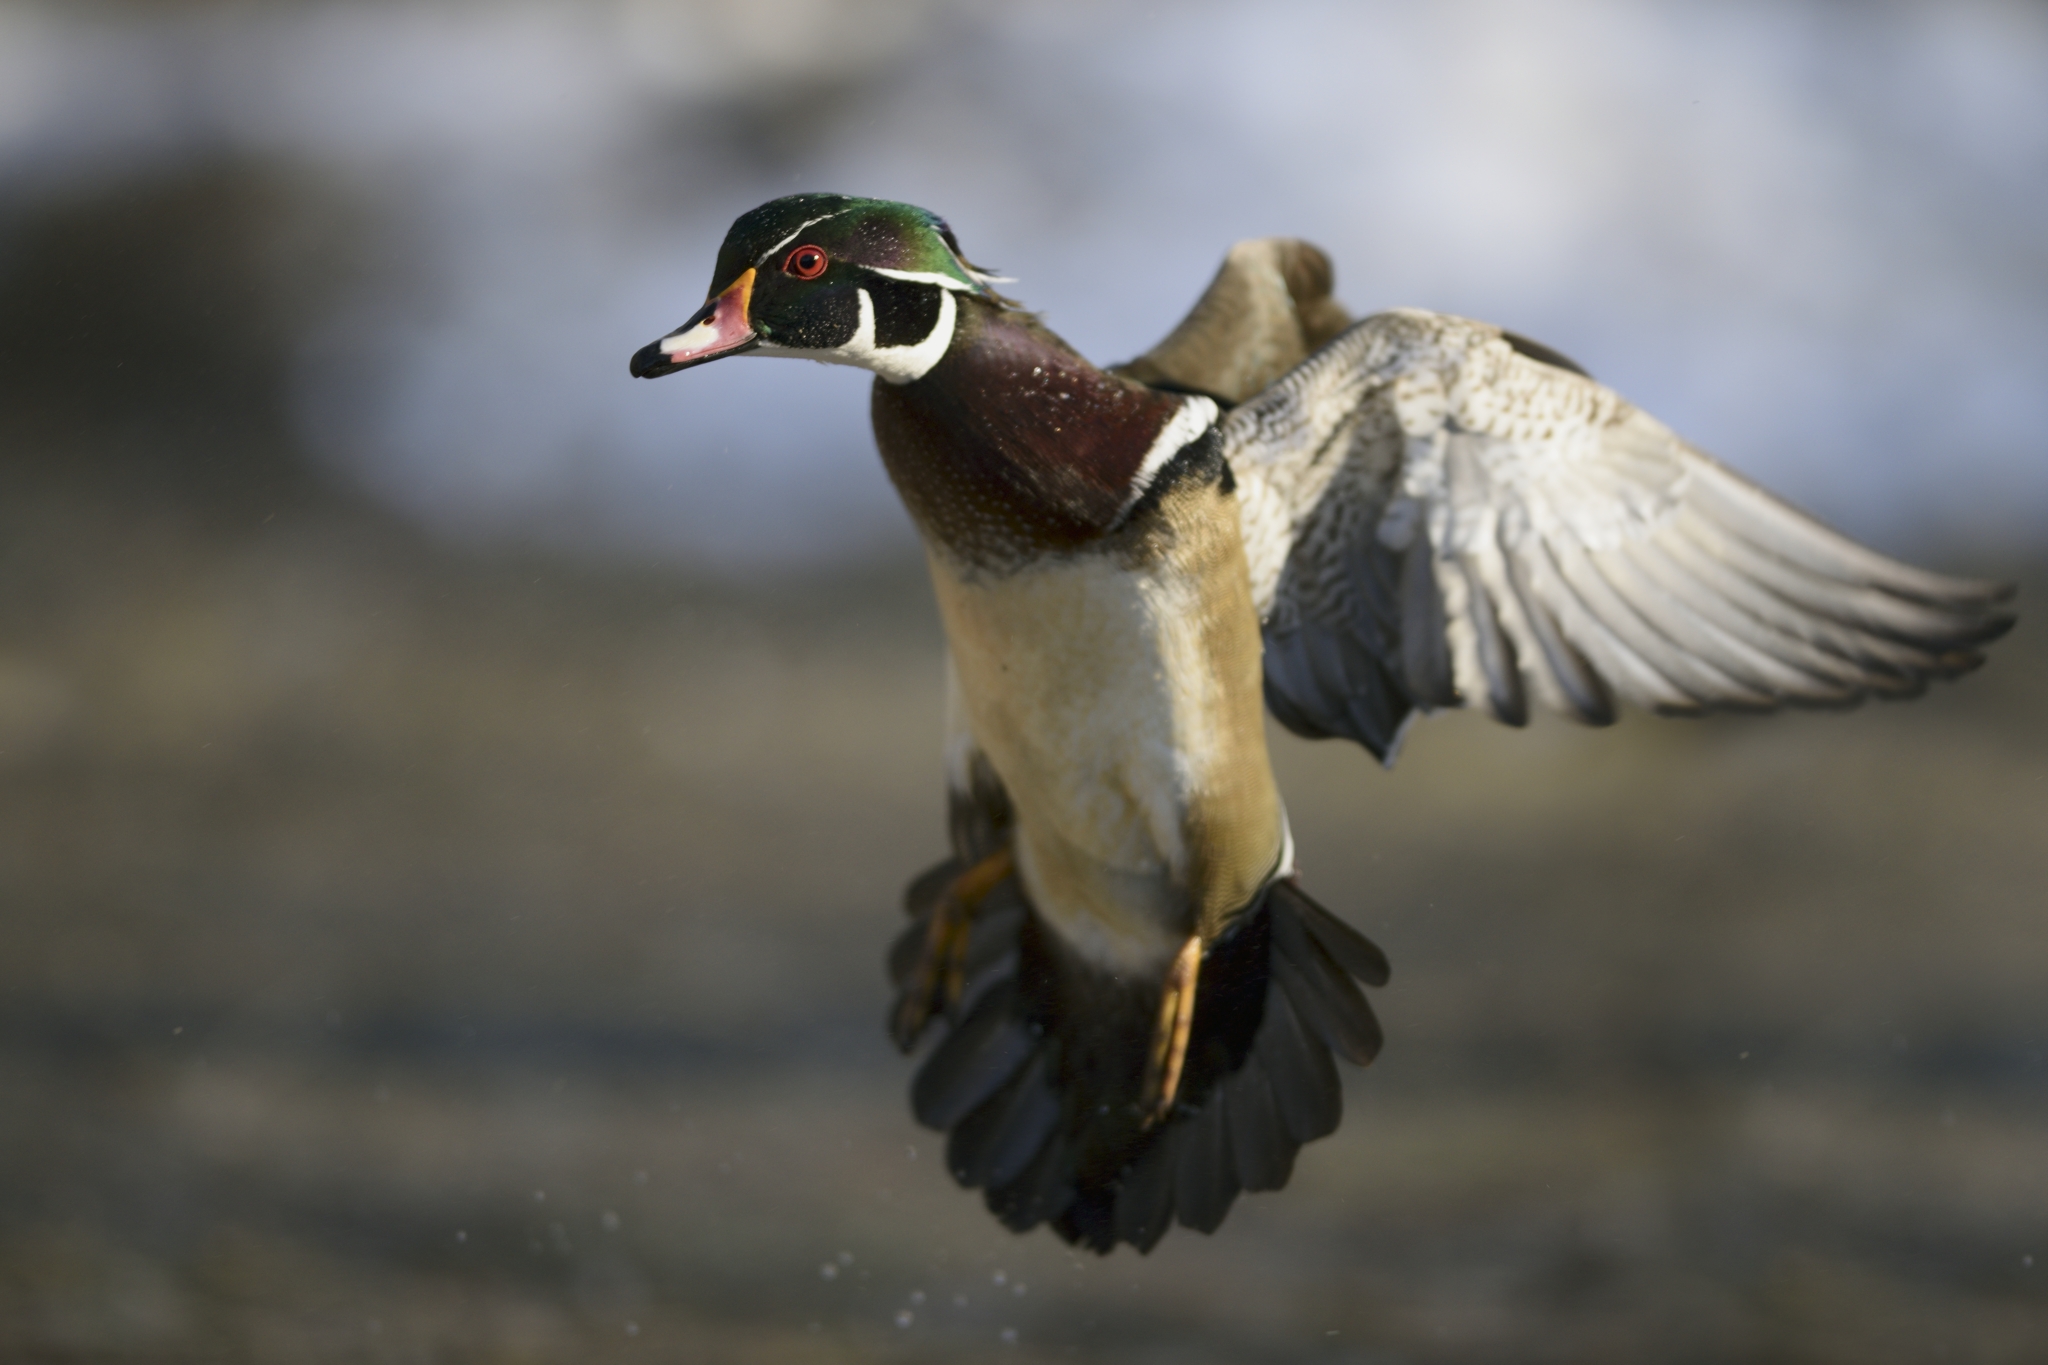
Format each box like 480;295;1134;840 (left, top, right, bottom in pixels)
928;480;1286;972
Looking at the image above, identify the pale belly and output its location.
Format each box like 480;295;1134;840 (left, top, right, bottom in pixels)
927;490;1286;973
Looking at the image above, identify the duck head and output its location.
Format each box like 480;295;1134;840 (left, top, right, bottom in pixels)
630;193;1004;386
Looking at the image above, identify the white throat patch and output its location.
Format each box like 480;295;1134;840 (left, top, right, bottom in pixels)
756;285;957;385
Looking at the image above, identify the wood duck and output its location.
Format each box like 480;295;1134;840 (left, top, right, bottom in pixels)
630;194;2014;1254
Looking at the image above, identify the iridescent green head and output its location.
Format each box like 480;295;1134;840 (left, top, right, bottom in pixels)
629;194;1004;385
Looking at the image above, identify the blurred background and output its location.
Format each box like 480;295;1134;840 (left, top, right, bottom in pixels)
1;0;2043;1360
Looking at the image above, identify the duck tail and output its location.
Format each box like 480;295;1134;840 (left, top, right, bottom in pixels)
887;864;1389;1254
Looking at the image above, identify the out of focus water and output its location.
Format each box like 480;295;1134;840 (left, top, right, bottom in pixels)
2;2;2045;1362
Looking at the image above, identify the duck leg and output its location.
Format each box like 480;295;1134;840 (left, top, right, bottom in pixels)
1140;934;1204;1125
891;846;1014;1050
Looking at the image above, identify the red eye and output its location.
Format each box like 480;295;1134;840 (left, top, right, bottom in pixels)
782;245;827;279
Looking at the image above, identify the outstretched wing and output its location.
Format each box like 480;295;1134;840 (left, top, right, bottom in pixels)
1225;308;2016;761
1111;237;1354;406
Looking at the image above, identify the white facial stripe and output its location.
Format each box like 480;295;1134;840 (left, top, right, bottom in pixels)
758;208;854;265
846;286;880;355
872;286;955;383
867;265;978;294
753;284;957;384
1118;396;1221;517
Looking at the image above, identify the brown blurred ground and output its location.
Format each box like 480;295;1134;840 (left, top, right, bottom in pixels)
1;463;2043;1364
3;158;2046;1365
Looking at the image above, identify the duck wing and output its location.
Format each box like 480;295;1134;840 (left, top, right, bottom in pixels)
1112;238;1353;406
1224;308;2015;761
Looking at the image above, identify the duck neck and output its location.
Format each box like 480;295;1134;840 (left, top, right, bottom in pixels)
870;299;1208;569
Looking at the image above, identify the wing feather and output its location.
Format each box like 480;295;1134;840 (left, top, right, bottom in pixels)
1609;539;1867;700
1452;554;1528;724
1591;541;1842;702
1650;525;1934;687
1226;309;2013;750
1498;525;1619;724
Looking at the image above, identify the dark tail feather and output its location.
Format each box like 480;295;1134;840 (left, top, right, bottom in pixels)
1268;884;1384;1066
889;863;1388;1254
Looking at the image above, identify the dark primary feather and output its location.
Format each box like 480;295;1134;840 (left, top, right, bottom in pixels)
1397;533;1459;706
1287;881;1392;987
987;1129;1077;1233
911;981;1034;1130
948;1052;1060;1188
1220;1058;1296;1192
1500;329;1592;377
1269;922;1383;1067
1172;1100;1240;1234
1110;1130;1179;1252
1253;978;1342;1145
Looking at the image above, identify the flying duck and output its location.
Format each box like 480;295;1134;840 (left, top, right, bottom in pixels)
630;194;2014;1254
